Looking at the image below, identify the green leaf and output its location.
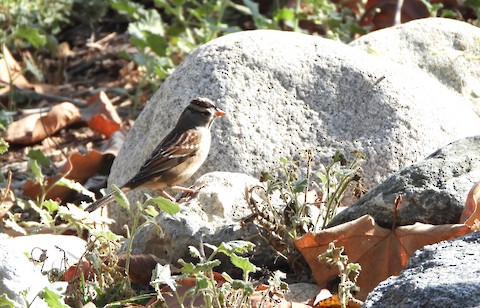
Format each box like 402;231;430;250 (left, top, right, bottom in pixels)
4;212;27;235
144;204;159;217
180;259;221;274
230;279;254;295
150;263;177;292
0;139;8;154
42;200;59;212
27;150;51;166
27;159;44;185
145;33;168;57
230;254;258;276
147;195;180;215
196;276;210;289
221;271;233;283
29;200;53;225
110;0;144;18
217;240;255;255
0;294;15;308
294;179;308;193
15;25;46;48
188;245;202;259
41;287;68;308
203;243;218;253
112;185;130;212
55;178;95;199
274;8;295;21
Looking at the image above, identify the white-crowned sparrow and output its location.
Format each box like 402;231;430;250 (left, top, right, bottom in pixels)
85;97;225;212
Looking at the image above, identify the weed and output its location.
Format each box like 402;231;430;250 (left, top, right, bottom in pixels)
245;149;365;271
318;242;363;308
150;240;286;307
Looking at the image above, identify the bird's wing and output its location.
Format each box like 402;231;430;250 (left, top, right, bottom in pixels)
124;129;202;188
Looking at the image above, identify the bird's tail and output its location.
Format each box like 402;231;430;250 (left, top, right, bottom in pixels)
84;191;115;212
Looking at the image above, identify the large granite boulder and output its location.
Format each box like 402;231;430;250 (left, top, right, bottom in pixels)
350;17;480;115
107;24;480;229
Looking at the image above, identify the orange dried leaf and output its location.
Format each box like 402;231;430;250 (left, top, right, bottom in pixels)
459;182;480;226
81;91;122;137
295;215;471;300
5;102;82;145
87;114;121;138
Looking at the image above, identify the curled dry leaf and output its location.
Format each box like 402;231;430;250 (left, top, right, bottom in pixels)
4;102;82;145
295;215;471;301
459;181;480;227
81;91;122;137
0;46;31;92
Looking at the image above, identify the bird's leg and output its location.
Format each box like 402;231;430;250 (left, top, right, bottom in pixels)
157;188;176;202
171;185;206;202
171;185;197;194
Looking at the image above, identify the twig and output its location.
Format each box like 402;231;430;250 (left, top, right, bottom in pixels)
0;170;13;208
394;0;404;25
0;81;87;107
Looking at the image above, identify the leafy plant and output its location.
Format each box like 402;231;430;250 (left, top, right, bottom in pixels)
318;242;363;308
245;149;364;271
0;110;10;155
3;149;109;235
107;184;180;279
150;240;274;307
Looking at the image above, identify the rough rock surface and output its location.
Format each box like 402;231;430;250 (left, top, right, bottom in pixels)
328;136;480;228
122;172;282;270
107;24;480;229
350;17;480;115
0;235;86;307
363;231;480;308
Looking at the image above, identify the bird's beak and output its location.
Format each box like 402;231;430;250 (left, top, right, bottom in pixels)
215;108;226;117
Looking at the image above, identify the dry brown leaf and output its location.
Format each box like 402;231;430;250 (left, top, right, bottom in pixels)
5;102;82;145
117;253;168;285
0;46;30;88
23;150;106;201
459;181;480;226
81;91;122;137
295;215;471;300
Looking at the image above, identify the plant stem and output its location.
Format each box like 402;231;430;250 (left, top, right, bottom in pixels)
294;0;301;32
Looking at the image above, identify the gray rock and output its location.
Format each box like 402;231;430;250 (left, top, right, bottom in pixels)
0;235;85;307
107;28;480;229
0;241;50;307
350;18;480;115
124;172;282;270
363;231;480;308
285;283;320;303
328;136;480;228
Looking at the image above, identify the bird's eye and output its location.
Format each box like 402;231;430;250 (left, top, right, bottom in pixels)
201;111;210;117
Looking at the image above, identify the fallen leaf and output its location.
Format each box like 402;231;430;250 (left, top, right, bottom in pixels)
62;261;94;282
295;215;471;300
117;253;169;285
81;91;122;137
23;150;107;202
5;102;82;145
0;46;30;89
459;181;480;226
359;0;429;30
